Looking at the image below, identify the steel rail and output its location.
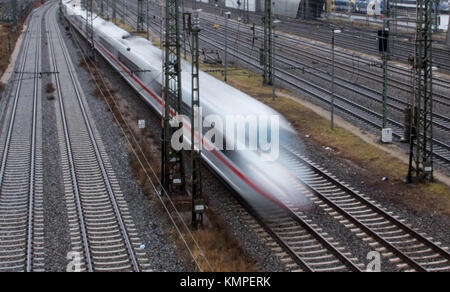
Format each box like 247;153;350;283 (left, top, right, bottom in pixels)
26;5;41;272
123;1;450;115
84;3;363;272
0;15;32;190
0;5;42;272
177;0;450;84
118;3;450;166
197;15;450;109
283;146;450;271
204;163;361;272
48;6;140;272
197;19;450;133
46;7;94;272
197;34;450;165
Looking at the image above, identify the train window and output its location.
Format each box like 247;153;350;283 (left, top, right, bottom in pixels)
98;37;114;54
118;53;141;78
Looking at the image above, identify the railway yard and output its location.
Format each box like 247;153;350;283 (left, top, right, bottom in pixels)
0;0;449;274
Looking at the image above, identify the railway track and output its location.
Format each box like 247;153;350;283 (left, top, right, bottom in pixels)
205;143;450;272
121;0;450;96
186;0;450;74
46;4;150;272
73;2;450;272
198;14;450;108
117;3;450;271
198;17;450;129
202;164;365;272
182;0;450;90
210;144;450;272
117;3;450;169
0;4;46;272
196;33;450;165
120;2;450;112
196;18;450;164
280;145;450;272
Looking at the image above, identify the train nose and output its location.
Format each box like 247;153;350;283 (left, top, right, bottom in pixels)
269;171;315;212
247;158;314;212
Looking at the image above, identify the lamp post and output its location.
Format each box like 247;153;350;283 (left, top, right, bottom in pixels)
272;19;281;101
331;28;342;129
12;0;17;32
224;11;231;82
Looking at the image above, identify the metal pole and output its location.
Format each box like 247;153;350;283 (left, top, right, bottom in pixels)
272;23;276;101
123;0;126;23
12;0;17;32
224;12;230;82
112;0;116;23
245;0;250;24
263;0;273;85
106;0;110;20
382;0;390;130
189;12;204;227
162;0;185;196
382;51;388;129
138;0;144;32
87;0;95;60
408;0;434;183
182;0;187;58
147;0;150;39
331;29;335;129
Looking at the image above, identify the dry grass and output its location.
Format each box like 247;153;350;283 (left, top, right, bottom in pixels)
191;211;259;272
0;1;44;78
0;23;22;78
201;62;450;217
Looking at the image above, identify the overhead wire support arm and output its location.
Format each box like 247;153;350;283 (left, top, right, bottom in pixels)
85;0;95;60
12;0;18;32
112;0;117;23
137;0;145;33
381;0;391;136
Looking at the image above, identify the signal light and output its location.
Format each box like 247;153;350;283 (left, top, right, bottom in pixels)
377;29;389;53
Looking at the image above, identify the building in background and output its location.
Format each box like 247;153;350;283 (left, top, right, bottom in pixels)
221;0;326;19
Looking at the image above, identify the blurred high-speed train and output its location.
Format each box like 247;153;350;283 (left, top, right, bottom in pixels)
61;0;311;210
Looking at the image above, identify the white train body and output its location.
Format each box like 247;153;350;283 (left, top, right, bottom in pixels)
61;0;311;210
